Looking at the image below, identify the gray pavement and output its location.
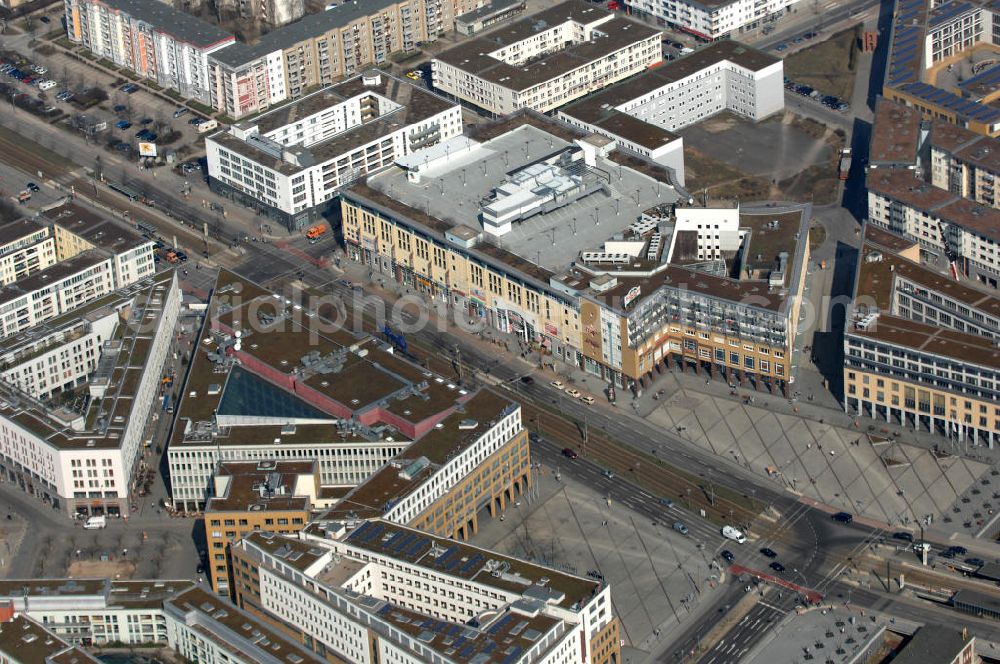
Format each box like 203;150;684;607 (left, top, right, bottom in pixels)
474;446;729;656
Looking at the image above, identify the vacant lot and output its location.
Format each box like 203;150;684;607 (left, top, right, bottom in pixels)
783;26;862;100
681;111;843;204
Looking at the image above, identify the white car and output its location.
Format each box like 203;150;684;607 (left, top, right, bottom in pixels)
565;388;581;398
721;525;746;544
550;380;564;389
32;65;47;74
38;79;56;90
580;395;595;405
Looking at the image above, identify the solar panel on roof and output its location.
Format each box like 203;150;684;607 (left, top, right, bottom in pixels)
461;554;484;574
405;538;428;556
378;604;391;616
446;558;461;571
351;521;372;540
483;642;497;654
392;533;414;552
363;523;384;542
437;545;459;562
502;647;524;664
488;615;513;635
453;636;465;649
459;645;476;658
384;531;405;549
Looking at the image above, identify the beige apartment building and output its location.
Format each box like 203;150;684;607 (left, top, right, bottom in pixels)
0;220;57;286
930;121;1000;209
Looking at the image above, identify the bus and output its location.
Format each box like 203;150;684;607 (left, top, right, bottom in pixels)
108;182;141;201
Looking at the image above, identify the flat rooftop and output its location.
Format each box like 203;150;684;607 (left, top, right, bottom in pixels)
0;615;96;663
42;202;151;255
0;218;45;250
165;586;324;663
0;250;109;306
320;389;513;521
0;578;194;610
891;625;973;664
207;460;315;513
856;240;1000;319
851;313;1000;368
97;0;233;48
863;223;919;253
930;120;1000;174
216;73;456;175
435;1;659;91
561;41;778;141
867;169;1000;243
870;97;923;166
360;123;681;274
580;204;810;314
0;270;177;450
342;518;600;611
242;530;331;573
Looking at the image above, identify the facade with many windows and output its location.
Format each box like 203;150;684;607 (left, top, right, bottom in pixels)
0;220;56;287
844;226;1000;446
930;121;1000;209
625;0;799;40
432;1;662;116
0;270;180;518
206;71;461;229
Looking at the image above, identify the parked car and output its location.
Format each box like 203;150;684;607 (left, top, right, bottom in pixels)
26;182;39;192
120;83;139;93
113;103;126;112
720;550;735;563
550;380;564;389
658;498;673;508
775;43;788;51
173;107;188;118
602;469;615;479
115;120;131;129
760;547;777;558
565;388;581;398
769;562;786;573
892;531;914;542
580;395;595;405
38;79;56;90
948;545;968;555
406;70;422;80
140;117;153;125
39;15;50;22
836;102;850;111
804;31;818;38
832;511;853;523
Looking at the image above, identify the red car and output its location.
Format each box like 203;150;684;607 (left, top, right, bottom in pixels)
562;448;578;459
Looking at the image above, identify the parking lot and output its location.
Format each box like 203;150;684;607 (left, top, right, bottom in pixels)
0;43;212;161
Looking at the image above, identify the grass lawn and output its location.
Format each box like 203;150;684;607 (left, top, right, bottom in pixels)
783;25;861;100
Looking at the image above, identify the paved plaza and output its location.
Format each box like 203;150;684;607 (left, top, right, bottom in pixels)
647;387;992;530
473;465;726;653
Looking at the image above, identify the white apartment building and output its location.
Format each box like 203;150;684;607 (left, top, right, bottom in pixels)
0;220;56;286
432;1;661;116
0;253;116;339
64;0;235;104
558;40;781;179
926;0;991;64
206;71;462;230
0;614;99;663
929;121;1000;208
867;168;1000;290
0;270;180;518
0;578;194;647
163;586;324;664
232;527;618;664
0;301;122;400
625;0;799;40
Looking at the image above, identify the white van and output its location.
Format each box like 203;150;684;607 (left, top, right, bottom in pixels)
38;79;57;90
721;525;746;544
83;515;107;529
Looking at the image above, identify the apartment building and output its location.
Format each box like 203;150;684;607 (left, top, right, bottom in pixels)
237;0;304;28
0;296;123;400
432;1;661;116
626;0;798;40
558;40;782;179
42;204;156;289
883;0;1000;137
844;225;1000;446
64;0;235;104
206;71;461;229
563;202;810;392
930;121;1000;208
207;0;434;118
0;578;194;647
867;168;1000;290
0;270;180;518
0;220;57;286
230;526;620;664
204;460;316;595
0;204;154;340
164;586;325;664
868;97;924;171
0;613;100;664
